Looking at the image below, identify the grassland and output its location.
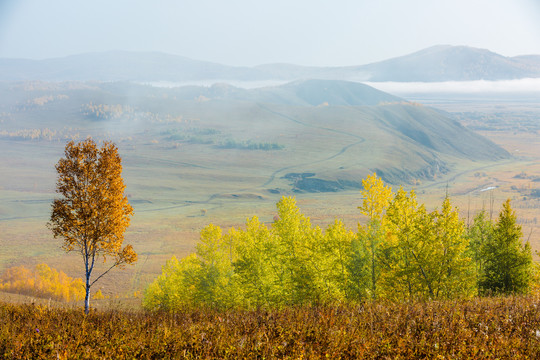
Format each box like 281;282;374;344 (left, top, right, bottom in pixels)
1;81;540;301
2;295;540;359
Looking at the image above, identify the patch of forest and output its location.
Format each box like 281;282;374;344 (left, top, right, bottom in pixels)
144;174;535;311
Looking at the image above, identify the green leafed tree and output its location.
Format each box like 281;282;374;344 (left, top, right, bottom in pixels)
143;254;200;311
479;199;532;295
383;190;475;300
431;196;476;298
467;209;493;284
193;224;244;308
382;187;422;300
323;219;355;302
233;216;280;307
272;196;324;305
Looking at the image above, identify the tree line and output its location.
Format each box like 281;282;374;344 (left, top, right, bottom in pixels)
0;263;84;302
143;174;533;310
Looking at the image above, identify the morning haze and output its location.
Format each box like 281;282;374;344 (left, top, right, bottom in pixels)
0;0;539;66
2;1;540;357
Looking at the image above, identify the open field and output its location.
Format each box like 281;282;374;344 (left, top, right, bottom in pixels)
412;96;540;245
1;81;540;300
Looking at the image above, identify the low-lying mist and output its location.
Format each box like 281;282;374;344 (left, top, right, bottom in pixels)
139;79;287;89
142;78;540;102
365;78;540;97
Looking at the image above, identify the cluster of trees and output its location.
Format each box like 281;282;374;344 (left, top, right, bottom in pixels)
81;103;187;125
144;174;534;311
162;128;284;150
0;128;58;141
0;263;85;302
81;103;134;121
26;94;69;107
218;139;284;151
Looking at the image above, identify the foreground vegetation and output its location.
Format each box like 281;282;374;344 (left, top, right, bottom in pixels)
2;296;540;359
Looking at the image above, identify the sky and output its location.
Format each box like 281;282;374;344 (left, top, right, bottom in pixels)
0;0;539;67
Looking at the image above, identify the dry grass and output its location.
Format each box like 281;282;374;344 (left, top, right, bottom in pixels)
2;296;540;359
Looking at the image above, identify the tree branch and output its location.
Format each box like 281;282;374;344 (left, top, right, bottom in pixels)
90;259;122;288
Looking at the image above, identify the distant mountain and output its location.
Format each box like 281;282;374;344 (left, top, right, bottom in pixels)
258;46;540;82
0;45;539;83
0;51;266;82
354;45;540;82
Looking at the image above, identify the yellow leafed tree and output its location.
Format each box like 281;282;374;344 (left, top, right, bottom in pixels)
48;138;137;314
0;263;84;302
356;173;393;299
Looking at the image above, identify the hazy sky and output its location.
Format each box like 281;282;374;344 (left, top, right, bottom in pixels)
1;0;539;66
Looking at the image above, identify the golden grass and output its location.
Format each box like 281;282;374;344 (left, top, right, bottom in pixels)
2;296;540;359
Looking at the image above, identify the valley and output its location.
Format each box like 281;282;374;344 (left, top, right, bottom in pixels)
1;79;539;301
3;3;540;356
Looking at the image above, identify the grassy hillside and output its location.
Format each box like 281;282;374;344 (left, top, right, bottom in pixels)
0;80;509;197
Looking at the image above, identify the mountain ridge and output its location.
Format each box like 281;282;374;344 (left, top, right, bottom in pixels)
1;45;539;83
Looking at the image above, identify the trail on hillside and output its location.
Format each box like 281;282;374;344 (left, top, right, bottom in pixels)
418;159;516;192
126;154;213;170
257;104;366;187
134;105;367;214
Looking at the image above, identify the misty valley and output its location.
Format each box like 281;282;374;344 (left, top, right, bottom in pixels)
2;75;540;292
2;45;540;358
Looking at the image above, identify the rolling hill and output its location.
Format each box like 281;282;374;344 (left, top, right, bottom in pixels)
159;79;403;106
0;79;509;199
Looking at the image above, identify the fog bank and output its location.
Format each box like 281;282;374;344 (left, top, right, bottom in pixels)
365;78;540;96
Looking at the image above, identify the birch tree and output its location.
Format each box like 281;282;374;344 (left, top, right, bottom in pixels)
49;139;136;314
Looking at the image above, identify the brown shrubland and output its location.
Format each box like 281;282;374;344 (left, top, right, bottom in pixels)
2;295;540;359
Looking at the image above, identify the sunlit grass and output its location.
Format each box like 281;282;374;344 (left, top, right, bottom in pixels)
2;296;540;359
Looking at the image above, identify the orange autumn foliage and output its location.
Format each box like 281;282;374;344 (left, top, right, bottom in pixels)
48;138;137;313
0;263;84;302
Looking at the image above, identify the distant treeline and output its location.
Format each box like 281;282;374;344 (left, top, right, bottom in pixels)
217;139;284;151
144;174;533;311
0;128;82;142
163;128;218;144
0;128;58;141
81;103;185;124
162;128;284;150
81;103;134;121
0;264;84;302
